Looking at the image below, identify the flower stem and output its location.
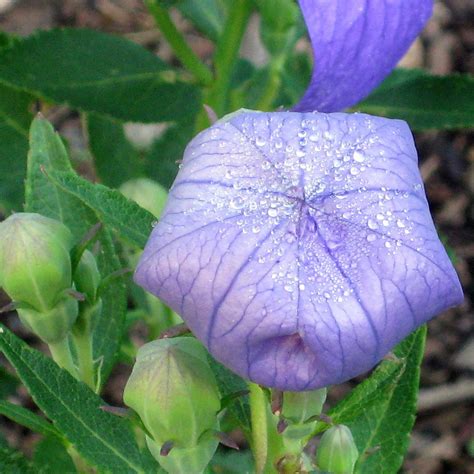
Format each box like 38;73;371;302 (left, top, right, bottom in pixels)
72;329;96;391
205;0;252;116
145;0;213;86
255;54;287;111
248;383;268;474
48;337;77;378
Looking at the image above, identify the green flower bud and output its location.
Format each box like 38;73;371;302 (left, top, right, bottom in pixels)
316;425;359;474
282;388;327;425
120;178;168;218
73;250;100;303
124;338;220;467
0;213;74;312
17;297;78;344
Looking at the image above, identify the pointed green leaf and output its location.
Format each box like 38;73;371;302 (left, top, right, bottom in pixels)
326;326;427;474
46;169;155;249
0;325;153;473
358;69;474;130
0;28;201;123
0;400;60;438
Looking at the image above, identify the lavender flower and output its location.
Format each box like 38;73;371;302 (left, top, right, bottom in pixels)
135;0;463;390
135;111;462;390
294;0;434;112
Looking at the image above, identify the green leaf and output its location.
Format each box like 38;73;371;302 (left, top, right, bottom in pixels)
327;326;426;474
0;325;153;473
87;113;143;188
45;169;155;249
0;445;36;474
357;69;474;130
25;116;127;387
0;28;201;123
33;436;76;474
146;120;195;189
0;84;32;211
0;400;60;438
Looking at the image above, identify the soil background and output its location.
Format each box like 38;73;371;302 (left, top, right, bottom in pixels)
0;1;472;473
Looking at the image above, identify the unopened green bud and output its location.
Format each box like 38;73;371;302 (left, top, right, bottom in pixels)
0;213;73;312
73;250;100;303
17;297;78;344
120;178;168;218
282;388;327;425
316;425;359;474
124;338;220;472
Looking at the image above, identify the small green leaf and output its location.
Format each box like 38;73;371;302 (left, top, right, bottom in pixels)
0;325;153;473
46;169;155;249
25;116;127;387
33;436;76;474
0;28;201;123
87;113;143;188
327;326;427;474
0;444;36;474
0;400;60;438
0;84;32;211
358;69;474;130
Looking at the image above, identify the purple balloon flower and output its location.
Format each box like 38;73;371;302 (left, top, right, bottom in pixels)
136;111;462;390
294;0;433;112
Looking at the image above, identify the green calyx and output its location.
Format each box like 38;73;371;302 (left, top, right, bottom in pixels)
281;388;327;425
0;213;74;312
316;425;359;474
17;296;78;344
124;337;220;449
146;432;218;474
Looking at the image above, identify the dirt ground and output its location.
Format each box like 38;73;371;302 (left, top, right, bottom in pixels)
0;1;472;473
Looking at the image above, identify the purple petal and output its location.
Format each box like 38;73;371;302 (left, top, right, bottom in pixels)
135;111;462;391
294;0;433;112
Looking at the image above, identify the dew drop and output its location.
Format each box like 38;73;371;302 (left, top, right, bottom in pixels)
230;196;244;210
366;233;377;242
151;220;158;228
252;225;261;234
353;151;365;162
385;241;392;248
274;138;283;149
284;284;294;293
367;219;378;230
350;166;360;176
396;219;405;228
323;292;331;299
268;208;278;218
256;137;266;147
333;159;342;168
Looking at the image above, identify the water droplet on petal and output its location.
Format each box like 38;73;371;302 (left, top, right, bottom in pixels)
268;208;278;217
353;151;365;162
256;137;266;147
367;219;378;230
366;233;377;242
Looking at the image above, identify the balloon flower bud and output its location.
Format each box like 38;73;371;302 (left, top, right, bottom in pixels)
120;178;168;218
124;337;220;473
316;425;359;474
0;213;74;311
73;250;101;303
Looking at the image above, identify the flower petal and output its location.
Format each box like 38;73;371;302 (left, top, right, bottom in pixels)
294;0;433;112
135;111;462;391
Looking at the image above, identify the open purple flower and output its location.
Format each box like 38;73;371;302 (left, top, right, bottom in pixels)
136;111;462;390
135;0;463;390
294;0;433;112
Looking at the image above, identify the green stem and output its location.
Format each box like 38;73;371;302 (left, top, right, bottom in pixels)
255;55;287;111
206;0;252;116
145;0;213;85
248;383;268;474
48;338;77;378
72;329;96;391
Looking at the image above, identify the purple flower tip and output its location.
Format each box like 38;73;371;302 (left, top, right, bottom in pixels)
294;0;433;112
135;111;462;391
